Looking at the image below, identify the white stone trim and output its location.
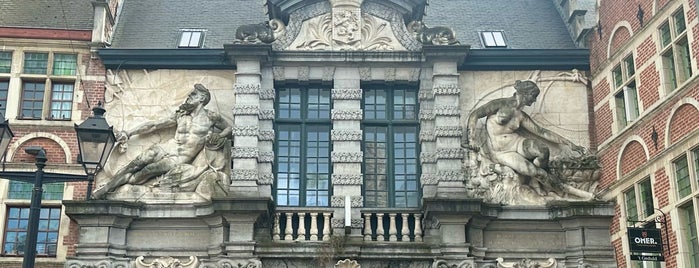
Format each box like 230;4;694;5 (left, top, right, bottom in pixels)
664;97;699;147
9;132;72;163
606;21;633;60
616;135;650;181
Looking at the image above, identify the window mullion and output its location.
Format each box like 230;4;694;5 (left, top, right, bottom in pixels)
300;89;308;206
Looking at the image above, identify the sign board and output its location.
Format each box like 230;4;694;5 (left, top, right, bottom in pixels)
630;254;664;262
627;227;663;253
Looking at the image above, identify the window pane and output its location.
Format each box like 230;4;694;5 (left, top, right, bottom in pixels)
8;181;64;200
3;207;60;256
659;23;672;47
277;88;301;119
674;10;686;35
614;90;627;128
364;126;389;207
364;89;386;120
52;54;77;76
639;179;654;218
0;81;8;116
624;56;635;77
305;126;330;207
676;156;692;198
682;203;699;267
679;40;692;81
393;126;419;208
612;66;623;88
624;83;639;121
624;188;638;221
49;83;74;120
277;125;301;206
662;50;677;90
307;88;330;119
23;52;48;74
0;51;11;73
493;32;506;46
179;32;192;47
188;32;202;47
20;82;45;119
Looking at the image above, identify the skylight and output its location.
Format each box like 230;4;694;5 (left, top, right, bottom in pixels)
480;31;507;48
178;29;205;48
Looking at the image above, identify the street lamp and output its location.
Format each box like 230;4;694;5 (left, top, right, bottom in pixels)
0;104;116;268
75;103;117;199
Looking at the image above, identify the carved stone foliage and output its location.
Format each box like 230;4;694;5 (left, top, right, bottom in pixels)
331;196;363;207
496;258;556;268
332;218;364;228
285;5;409;51
431;259;473;268
332;174;362;185
134;256;199;268
66;259;129;268
201;258;262;268
361;260;431;268
336;259;361;268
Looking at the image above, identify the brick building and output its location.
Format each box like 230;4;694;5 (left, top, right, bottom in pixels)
591;0;699;267
0;0;119;267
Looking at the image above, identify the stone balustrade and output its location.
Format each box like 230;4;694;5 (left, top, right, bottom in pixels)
361;210;423;242
273;209;333;241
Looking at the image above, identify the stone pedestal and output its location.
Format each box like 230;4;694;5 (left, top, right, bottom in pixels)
63;197;271;268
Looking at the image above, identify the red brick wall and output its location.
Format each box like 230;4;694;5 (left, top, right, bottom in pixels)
636;36;657;67
593;78;611;107
620;141;647;176
655;168;671;208
594;104;613;147
609;27;631;58
11;138;67;163
668;103;699;144
638;64;661;110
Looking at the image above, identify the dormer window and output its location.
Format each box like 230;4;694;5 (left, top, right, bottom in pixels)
178;29;205;48
480;31;507;48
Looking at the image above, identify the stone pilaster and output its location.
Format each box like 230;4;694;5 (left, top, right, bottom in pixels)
225;44;273;197
331;67;363;239
423;45;469;197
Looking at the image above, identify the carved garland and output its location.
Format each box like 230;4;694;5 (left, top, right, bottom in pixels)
419;110;436;120
259;109;275;120
258;130;275;141
433;105;461;116
332;88;363;100
200;259;262;268
436;148;464;159
233;126;259;136
272;66;285;80
331;151;363;163
437;170;464;181
66;260;129;268
331;196;363;207
332;219;364;228
331;109;363;120
133;256;199;268
419;89;434;100
331;130;362;141
258;151;274;162
234;84;261;94
420;174;438;185
259;88;275;100
420;129;436;142
433;84;461;95
359;67;371;81
332;174;363;185
420;152;438;164
232;169;258;181
434;126;462;137
232;147;258;158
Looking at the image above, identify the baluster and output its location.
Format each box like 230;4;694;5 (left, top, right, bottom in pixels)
414;214;423;242
401;213;410;241
284;213;293;240
389;213;398;241
376;213;385;241
322;212;331;241
297;212;307;241
363;213;372;241
310;212;319;240
273;212;281;240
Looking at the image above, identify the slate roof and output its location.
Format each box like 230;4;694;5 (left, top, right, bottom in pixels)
423;0;577;49
109;0;576;49
110;0;266;49
0;0;94;30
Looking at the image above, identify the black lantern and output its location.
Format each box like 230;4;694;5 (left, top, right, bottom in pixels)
74;103;116;198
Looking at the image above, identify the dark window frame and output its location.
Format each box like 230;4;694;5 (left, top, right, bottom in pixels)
274;84;333;207
2;206;61;257
361;84;421;208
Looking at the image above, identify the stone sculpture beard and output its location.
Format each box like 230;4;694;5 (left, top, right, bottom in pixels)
177;102;197;116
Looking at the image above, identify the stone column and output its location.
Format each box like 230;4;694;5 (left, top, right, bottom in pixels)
225;44;273;197
423;46;469;197
550;202;617;268
330;67;363;238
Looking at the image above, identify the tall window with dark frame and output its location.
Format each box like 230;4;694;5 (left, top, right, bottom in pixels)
2;207;61;256
362;86;419;208
0;51;12;73
659;7;692;92
612;54;639;129
20;52;77;120
673;148;699;266
275;86;331;207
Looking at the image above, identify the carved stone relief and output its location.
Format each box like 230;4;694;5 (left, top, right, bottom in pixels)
431;259;473;268
134;256;199;268
336;259;361;268
201;258;262;268
496;258;556;268
463;76;598;205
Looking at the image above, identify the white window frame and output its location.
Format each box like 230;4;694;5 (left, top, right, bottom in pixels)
178;29;206;48
480;31;507;48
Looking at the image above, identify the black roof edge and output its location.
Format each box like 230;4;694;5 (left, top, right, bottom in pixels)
98;48;589;71
460;49;590;71
98;49;232;70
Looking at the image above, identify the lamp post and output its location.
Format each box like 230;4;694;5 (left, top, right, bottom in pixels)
0;104;115;268
75;103;117;199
